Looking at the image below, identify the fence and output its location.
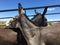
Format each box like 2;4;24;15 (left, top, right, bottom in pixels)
0;4;60;26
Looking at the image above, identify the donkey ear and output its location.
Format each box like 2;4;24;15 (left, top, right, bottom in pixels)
34;9;39;14
42;7;48;16
18;3;25;15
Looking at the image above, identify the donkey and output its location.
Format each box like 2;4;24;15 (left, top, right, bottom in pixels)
16;3;44;45
31;9;47;27
0;28;17;45
6;3;47;45
7;3;48;45
13;3;60;45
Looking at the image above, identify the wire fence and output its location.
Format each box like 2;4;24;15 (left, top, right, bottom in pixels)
0;4;60;26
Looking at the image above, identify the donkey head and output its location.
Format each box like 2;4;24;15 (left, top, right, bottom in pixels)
32;8;48;27
6;3;26;29
6;15;19;28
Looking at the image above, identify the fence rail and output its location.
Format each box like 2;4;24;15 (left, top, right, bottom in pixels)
0;5;60;12
0;12;60;19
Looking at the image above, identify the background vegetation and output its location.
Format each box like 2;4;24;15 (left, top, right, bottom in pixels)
0;21;53;28
0;22;6;28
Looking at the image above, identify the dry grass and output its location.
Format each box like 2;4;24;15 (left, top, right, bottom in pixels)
0;22;6;28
